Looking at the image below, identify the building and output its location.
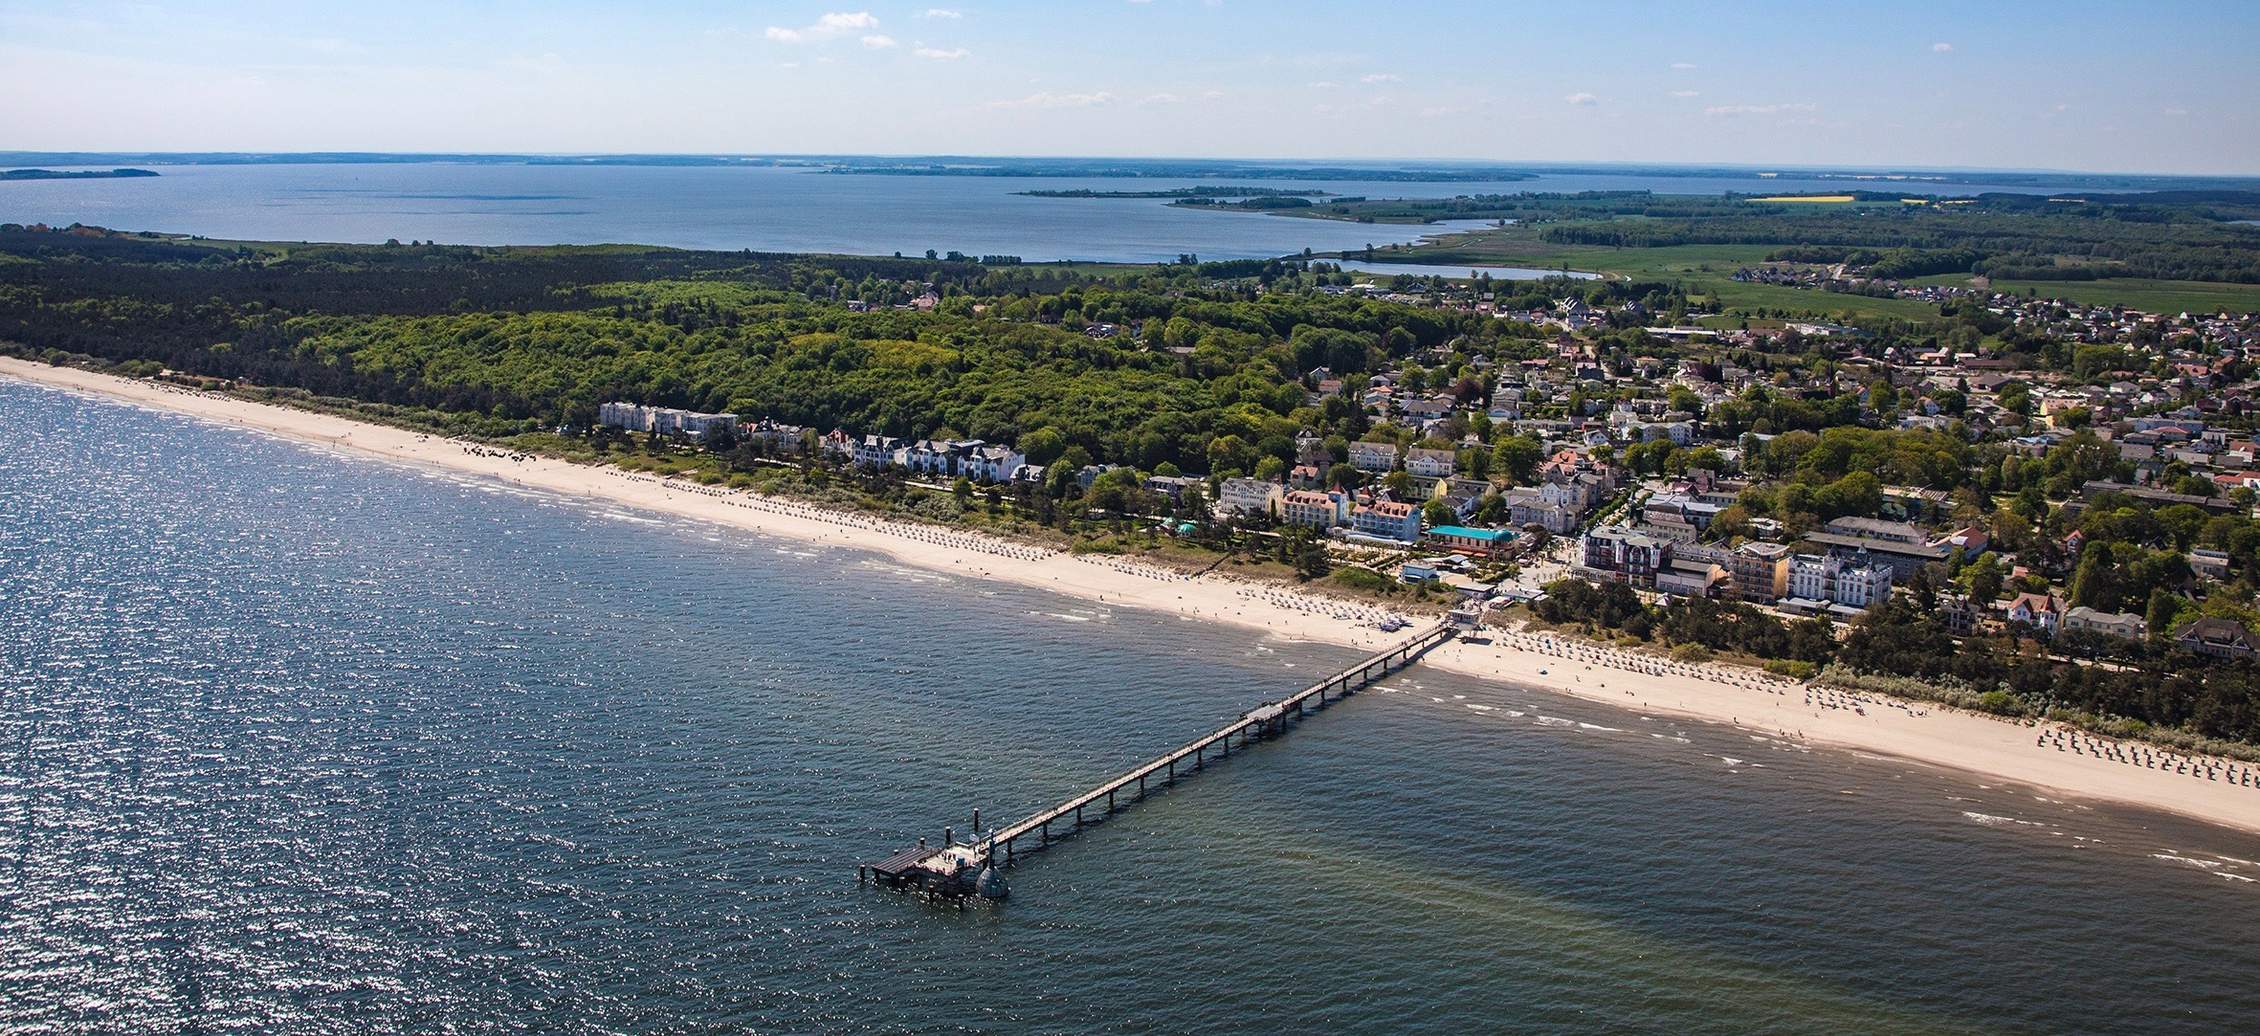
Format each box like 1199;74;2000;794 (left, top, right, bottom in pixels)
2063;607;2144;640
1581;525;1672;587
1501;488;1575;535
1788;551;1895;609
1727;541;1792;602
2004;592;2065;636
1655;558;1724;598
1643;492;1727;533
853;434;903;470
2174;617;2257;659
1349;440;1400;473
902;438;963;477
1143;474;1203;503
598;401;741;438
744;419;808;455
1425;525;1515;557
1404;447;1457;480
1282;489;1348;530
1936;592;1981;635
959;445;1025;483
1800;529;1950;580
1821;517;1926;544
2190;549;2233;581
1215;477;1284;518
1351;500;1422;543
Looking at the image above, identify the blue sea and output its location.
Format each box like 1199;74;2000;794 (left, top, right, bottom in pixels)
5;376;2260;1034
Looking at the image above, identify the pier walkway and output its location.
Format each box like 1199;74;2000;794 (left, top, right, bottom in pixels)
862;622;1456;895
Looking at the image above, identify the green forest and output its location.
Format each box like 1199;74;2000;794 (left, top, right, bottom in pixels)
0;226;1650;466
1257;189;2260;285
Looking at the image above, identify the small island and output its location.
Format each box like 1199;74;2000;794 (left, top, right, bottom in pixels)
1017;186;1329;199
1;168;160;181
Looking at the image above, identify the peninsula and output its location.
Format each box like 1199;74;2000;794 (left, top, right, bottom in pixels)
0;167;159;181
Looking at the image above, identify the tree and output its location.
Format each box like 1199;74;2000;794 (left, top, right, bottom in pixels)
1964;553;2005;603
1422;499;1456;528
1020;427;1068;466
1207;434;1253;477
1491;434;1543;484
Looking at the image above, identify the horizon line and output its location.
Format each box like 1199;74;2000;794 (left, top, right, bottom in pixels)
4;151;2257;181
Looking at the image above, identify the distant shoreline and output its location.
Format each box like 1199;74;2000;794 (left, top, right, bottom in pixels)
5;354;2257;838
1;168;159;181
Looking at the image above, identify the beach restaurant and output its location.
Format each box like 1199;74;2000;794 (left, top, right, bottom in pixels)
1424;525;1517;557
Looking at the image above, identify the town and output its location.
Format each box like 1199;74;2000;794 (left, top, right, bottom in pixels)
591;267;2260;690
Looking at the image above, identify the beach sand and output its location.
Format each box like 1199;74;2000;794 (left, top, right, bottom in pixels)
8;355;2259;836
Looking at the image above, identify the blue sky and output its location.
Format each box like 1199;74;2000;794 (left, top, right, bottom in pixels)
3;0;2255;173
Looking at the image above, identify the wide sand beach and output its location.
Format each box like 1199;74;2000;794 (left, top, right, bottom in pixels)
7;355;2259;837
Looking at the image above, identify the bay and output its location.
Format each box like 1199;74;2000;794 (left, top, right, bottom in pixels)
0;163;2181;264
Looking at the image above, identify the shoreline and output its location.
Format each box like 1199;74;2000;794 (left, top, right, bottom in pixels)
6;355;2258;838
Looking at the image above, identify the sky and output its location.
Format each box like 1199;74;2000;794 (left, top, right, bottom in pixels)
3;0;2257;175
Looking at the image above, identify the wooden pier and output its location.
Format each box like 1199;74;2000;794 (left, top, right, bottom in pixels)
861;622;1456;896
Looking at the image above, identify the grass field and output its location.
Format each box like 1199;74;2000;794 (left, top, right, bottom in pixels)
1381;227;1945;322
1908;274;2260;314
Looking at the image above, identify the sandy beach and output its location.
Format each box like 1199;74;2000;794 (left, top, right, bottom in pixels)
8;355;2260;837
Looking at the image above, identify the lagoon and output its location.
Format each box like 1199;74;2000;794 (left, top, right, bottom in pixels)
0;161;2194;264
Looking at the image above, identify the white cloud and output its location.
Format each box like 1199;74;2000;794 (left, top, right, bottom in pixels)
1307;80;1337;89
1564;92;1598;106
861;34;897;48
1931;42;1953;53
2164;106;2190;117
816;11;879;31
1669;90;1699;98
1360;72;1400;83
764;11;879;44
921;8;962;17
1670;61;1696;70
1704;102;1818;117
914;46;969;59
990;90;1114;109
1142;92;1183;105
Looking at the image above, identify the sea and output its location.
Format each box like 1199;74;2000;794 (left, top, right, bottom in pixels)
0;162;2178;264
5;377;2260;1035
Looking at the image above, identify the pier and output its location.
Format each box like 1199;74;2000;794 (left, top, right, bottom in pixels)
862;622;1457;898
